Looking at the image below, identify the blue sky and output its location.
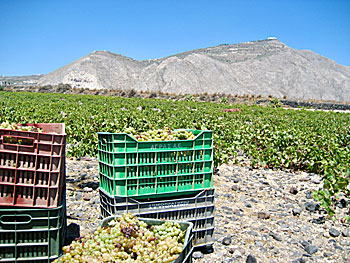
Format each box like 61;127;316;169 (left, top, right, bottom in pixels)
0;0;349;76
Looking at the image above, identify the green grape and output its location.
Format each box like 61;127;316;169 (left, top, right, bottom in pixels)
54;213;186;263
124;128;195;142
0;121;43;132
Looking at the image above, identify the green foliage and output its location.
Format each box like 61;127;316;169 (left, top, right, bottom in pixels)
0;86;4;91
184;94;195;102
219;96;228;104
0;91;349;220
269;97;282;108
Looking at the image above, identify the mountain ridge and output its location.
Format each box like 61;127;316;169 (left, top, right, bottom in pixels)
34;39;350;102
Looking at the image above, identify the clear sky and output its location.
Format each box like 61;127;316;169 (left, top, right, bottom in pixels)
0;0;349;76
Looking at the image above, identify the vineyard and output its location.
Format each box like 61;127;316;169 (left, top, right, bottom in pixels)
0;91;349;218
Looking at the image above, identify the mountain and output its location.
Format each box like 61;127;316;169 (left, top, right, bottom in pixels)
38;39;350;102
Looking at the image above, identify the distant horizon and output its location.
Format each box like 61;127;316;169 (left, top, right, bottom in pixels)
1;0;349;76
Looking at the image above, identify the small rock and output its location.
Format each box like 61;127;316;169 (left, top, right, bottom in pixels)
80;172;88;180
83;193;92;201
257;211;270;219
329;228;340;237
289;187;298;195
76;212;84;218
292;258;306;263
311;216;325;224
255;241;264;247
334;245;342;250
83;187;93;192
231;185;241;191
292;208;302;216
222;237;231;245
192;251;203;259
222;258;233;263
248;231;258;236
328;239;336;245
300;241;310;248
342;229;350;237
75;192;82;201
305;190;313;199
305;202;320;212
250;198;258;203
269;232;282;241
246;254;257;263
245;202;252;208
304;244;318;255
232;250;242;259
323;252;333;257
233;178;240;183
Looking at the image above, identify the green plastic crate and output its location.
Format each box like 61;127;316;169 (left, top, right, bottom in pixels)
98;130;213;197
101;216;193;263
0;201;66;263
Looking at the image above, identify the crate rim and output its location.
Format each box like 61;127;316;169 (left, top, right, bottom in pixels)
98;129;213;143
0;123;66;135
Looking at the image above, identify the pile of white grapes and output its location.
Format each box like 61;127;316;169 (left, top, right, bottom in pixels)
54;213;186;263
124;127;195;141
0;121;43;132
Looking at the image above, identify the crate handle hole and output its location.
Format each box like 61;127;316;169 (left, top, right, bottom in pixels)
2;136;34;147
0;214;32;224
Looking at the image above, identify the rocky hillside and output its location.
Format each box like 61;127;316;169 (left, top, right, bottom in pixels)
38;39;350;102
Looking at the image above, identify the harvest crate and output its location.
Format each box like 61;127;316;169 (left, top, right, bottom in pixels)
100;188;215;248
98;130;213;197
0;200;66;263
0;123;66;208
101;216;194;263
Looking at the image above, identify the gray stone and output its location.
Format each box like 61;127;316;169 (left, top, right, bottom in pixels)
305;190;313;199
292;208;302;216
83;187;93;192
292;258;306;263
305;202;320;212
248;231;258;236
83;193;92;201
301;241;310;248
311;216;325;224
342;229;350;237
323;252;333;257
233;178;240;183
329;228;340;237
269;232;282;241
231;185;240;191
304;244;318;255
255;241;264;247
246;254;257;263
289;187;298;195
222;236;231;245
257;211;270;219
192;251;203;259
75;192;82;201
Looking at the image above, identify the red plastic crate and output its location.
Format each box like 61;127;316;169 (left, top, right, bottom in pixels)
0;123;66;208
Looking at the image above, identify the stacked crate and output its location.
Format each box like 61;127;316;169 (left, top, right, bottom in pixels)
0;123;67;263
98;129;215;250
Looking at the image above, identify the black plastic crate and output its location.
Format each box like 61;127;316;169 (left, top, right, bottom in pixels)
100;188;215;248
0;199;66;263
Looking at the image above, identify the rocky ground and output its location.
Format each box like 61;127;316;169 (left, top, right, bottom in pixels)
65;157;350;263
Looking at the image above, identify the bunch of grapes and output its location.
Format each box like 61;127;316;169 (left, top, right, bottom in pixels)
124;127;195;141
0;121;43;132
54;213;185;263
